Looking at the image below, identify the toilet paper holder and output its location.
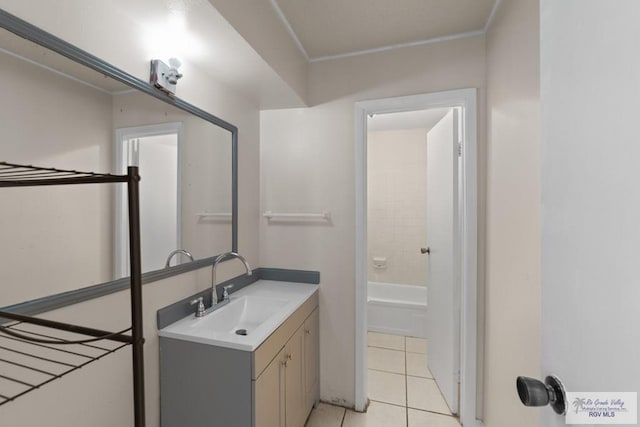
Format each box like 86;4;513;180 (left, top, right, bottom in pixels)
372;257;387;269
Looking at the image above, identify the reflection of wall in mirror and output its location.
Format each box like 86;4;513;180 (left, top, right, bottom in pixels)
0;44;113;307
113;92;233;264
0;45;233;308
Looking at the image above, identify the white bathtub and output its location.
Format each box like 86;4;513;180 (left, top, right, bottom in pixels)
367;281;427;338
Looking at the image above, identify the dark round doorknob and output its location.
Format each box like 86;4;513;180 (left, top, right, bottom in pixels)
420;247;430;254
516;375;566;415
517;377;551;407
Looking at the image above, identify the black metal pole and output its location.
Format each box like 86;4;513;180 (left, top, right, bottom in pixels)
127;166;146;427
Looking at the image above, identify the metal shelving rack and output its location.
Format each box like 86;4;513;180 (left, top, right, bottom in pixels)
0;161;145;426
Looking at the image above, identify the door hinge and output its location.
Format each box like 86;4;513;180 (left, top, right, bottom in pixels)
457;141;462;157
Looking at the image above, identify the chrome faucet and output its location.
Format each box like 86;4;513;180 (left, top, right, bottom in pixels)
164;249;194;268
189;296;206;317
211;252;252;307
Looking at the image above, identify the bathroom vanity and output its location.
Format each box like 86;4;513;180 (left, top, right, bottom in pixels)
159;280;319;427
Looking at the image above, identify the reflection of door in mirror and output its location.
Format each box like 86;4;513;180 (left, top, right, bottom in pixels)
114;123;181;277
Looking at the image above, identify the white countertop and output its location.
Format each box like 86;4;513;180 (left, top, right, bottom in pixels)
158;280;318;352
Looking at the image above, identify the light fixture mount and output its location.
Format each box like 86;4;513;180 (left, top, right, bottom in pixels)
150;58;183;95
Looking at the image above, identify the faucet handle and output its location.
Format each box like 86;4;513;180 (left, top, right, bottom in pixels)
190;297;205;317
223;284;235;301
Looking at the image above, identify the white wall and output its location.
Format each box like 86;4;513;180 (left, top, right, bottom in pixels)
0;47;114;306
260;35;486;407
540;2;640;426
0;2;261;425
484;1;540;426
367;128;428;286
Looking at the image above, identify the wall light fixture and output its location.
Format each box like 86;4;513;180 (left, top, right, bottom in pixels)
150;57;183;95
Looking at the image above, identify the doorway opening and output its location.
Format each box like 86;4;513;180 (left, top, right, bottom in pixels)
114;122;182;277
367;106;459;422
355;89;480;427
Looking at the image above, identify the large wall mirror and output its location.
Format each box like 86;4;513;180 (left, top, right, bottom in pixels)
0;11;237;310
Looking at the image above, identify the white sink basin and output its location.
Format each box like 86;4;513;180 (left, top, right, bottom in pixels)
192;295;288;334
159;280;318;351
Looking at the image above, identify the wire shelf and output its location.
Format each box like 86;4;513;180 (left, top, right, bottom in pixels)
0;162;130;187
0;319;130;406
0;161;145;425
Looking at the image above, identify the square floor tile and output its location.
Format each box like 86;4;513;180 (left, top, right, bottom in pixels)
408;409;460;427
406;352;432;378
368;331;405;351
305;402;345;427
407;376;451;415
343;401;407;427
406;336;428;354
368;346;405;374
368;369;406;407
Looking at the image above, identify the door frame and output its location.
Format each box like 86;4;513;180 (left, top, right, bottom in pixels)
354;89;481;427
114;121;183;277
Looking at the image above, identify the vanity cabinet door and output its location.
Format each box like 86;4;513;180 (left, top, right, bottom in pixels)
303;307;320;414
255;347;286;427
252;296;319;427
284;326;306;427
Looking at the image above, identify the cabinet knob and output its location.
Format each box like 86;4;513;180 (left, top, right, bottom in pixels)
281;353;292;367
305;329;311;335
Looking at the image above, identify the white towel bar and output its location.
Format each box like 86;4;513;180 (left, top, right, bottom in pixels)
262;211;331;220
196;212;232;218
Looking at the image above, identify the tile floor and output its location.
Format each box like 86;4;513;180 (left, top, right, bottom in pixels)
305;332;461;427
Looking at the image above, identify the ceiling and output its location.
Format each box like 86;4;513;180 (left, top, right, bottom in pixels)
273;0;498;60
368;108;450;132
0;0;499;109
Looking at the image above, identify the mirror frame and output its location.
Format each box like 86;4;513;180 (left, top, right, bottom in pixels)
0;9;238;316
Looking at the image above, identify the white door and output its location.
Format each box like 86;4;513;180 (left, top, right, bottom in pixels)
136;134;179;272
540;2;640;426
425;109;460;414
